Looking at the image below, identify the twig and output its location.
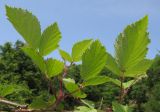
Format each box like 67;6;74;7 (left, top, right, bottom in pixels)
0;97;28;109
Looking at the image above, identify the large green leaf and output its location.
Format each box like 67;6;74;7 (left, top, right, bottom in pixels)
115;16;150;71
45;58;64;78
81;40;107;80
39;23;61;56
22;46;46;73
6;6;41;49
59;49;72;62
63;78;86;98
83;76;110;86
125;59;152;77
106;52;120;75
72;39;92;62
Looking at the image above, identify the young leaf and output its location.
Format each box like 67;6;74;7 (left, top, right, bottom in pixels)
112;102;133;112
22;46;46;73
123;80;135;89
45;58;64;78
81;99;95;108
115;16;150;71
72;39;92;62
83;76;110;86
63;78;86;98
125;59;152;77
6;6;41;49
29;97;48;109
59;49;72;62
106;52;120;75
109;78;121;87
74;106;97;112
39;23;61;56
81;40;107;80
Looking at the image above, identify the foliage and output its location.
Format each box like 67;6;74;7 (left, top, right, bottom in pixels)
0;5;155;112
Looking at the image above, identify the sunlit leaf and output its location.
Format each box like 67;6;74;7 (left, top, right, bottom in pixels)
125;59;152;77
106;52;120;75
81;40;107;80
115;16;150;71
6;6;41;49
72;39;92;62
83;76;110;86
45;58;64;78
39;23;61;56
22;46;46;73
59;49;72;62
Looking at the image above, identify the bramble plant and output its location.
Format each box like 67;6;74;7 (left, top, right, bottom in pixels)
0;5;153;112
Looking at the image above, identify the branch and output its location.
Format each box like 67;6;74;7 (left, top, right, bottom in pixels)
0;97;28;109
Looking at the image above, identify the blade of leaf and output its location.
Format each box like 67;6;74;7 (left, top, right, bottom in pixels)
59;49;72;62
123;80;135;89
112;102;133;112
63;78;86;98
72;39;93;62
125;59;152;77
74;106;97;112
45;59;64;78
39;23;61;56
29;97;48;109
106;52;120;75
22;46;46;73
0;85;15;97
6;6;41;49
83;76;110;86
81;40;107;80
115;16;150;71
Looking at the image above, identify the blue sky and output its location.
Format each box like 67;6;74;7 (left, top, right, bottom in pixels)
0;0;160;59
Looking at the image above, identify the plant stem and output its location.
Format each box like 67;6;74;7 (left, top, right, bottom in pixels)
0;97;27;109
119;72;124;103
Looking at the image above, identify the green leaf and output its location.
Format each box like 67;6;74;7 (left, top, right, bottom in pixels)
0;85;15;97
45;59;64;78
123;80;135;89
109;78;121;87
123;75;147;89
106;52;120;75
72;39;92;62
83;76;110;86
22;46;46;73
115;16;150;71
74;106;97;112
125;59;152;77
81;40;107;80
48;96;56;105
29;97;48;109
81;99;95;108
6;6;41;49
63;78;86;98
112;102;133;112
59;49;72;62
39;23;61;56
